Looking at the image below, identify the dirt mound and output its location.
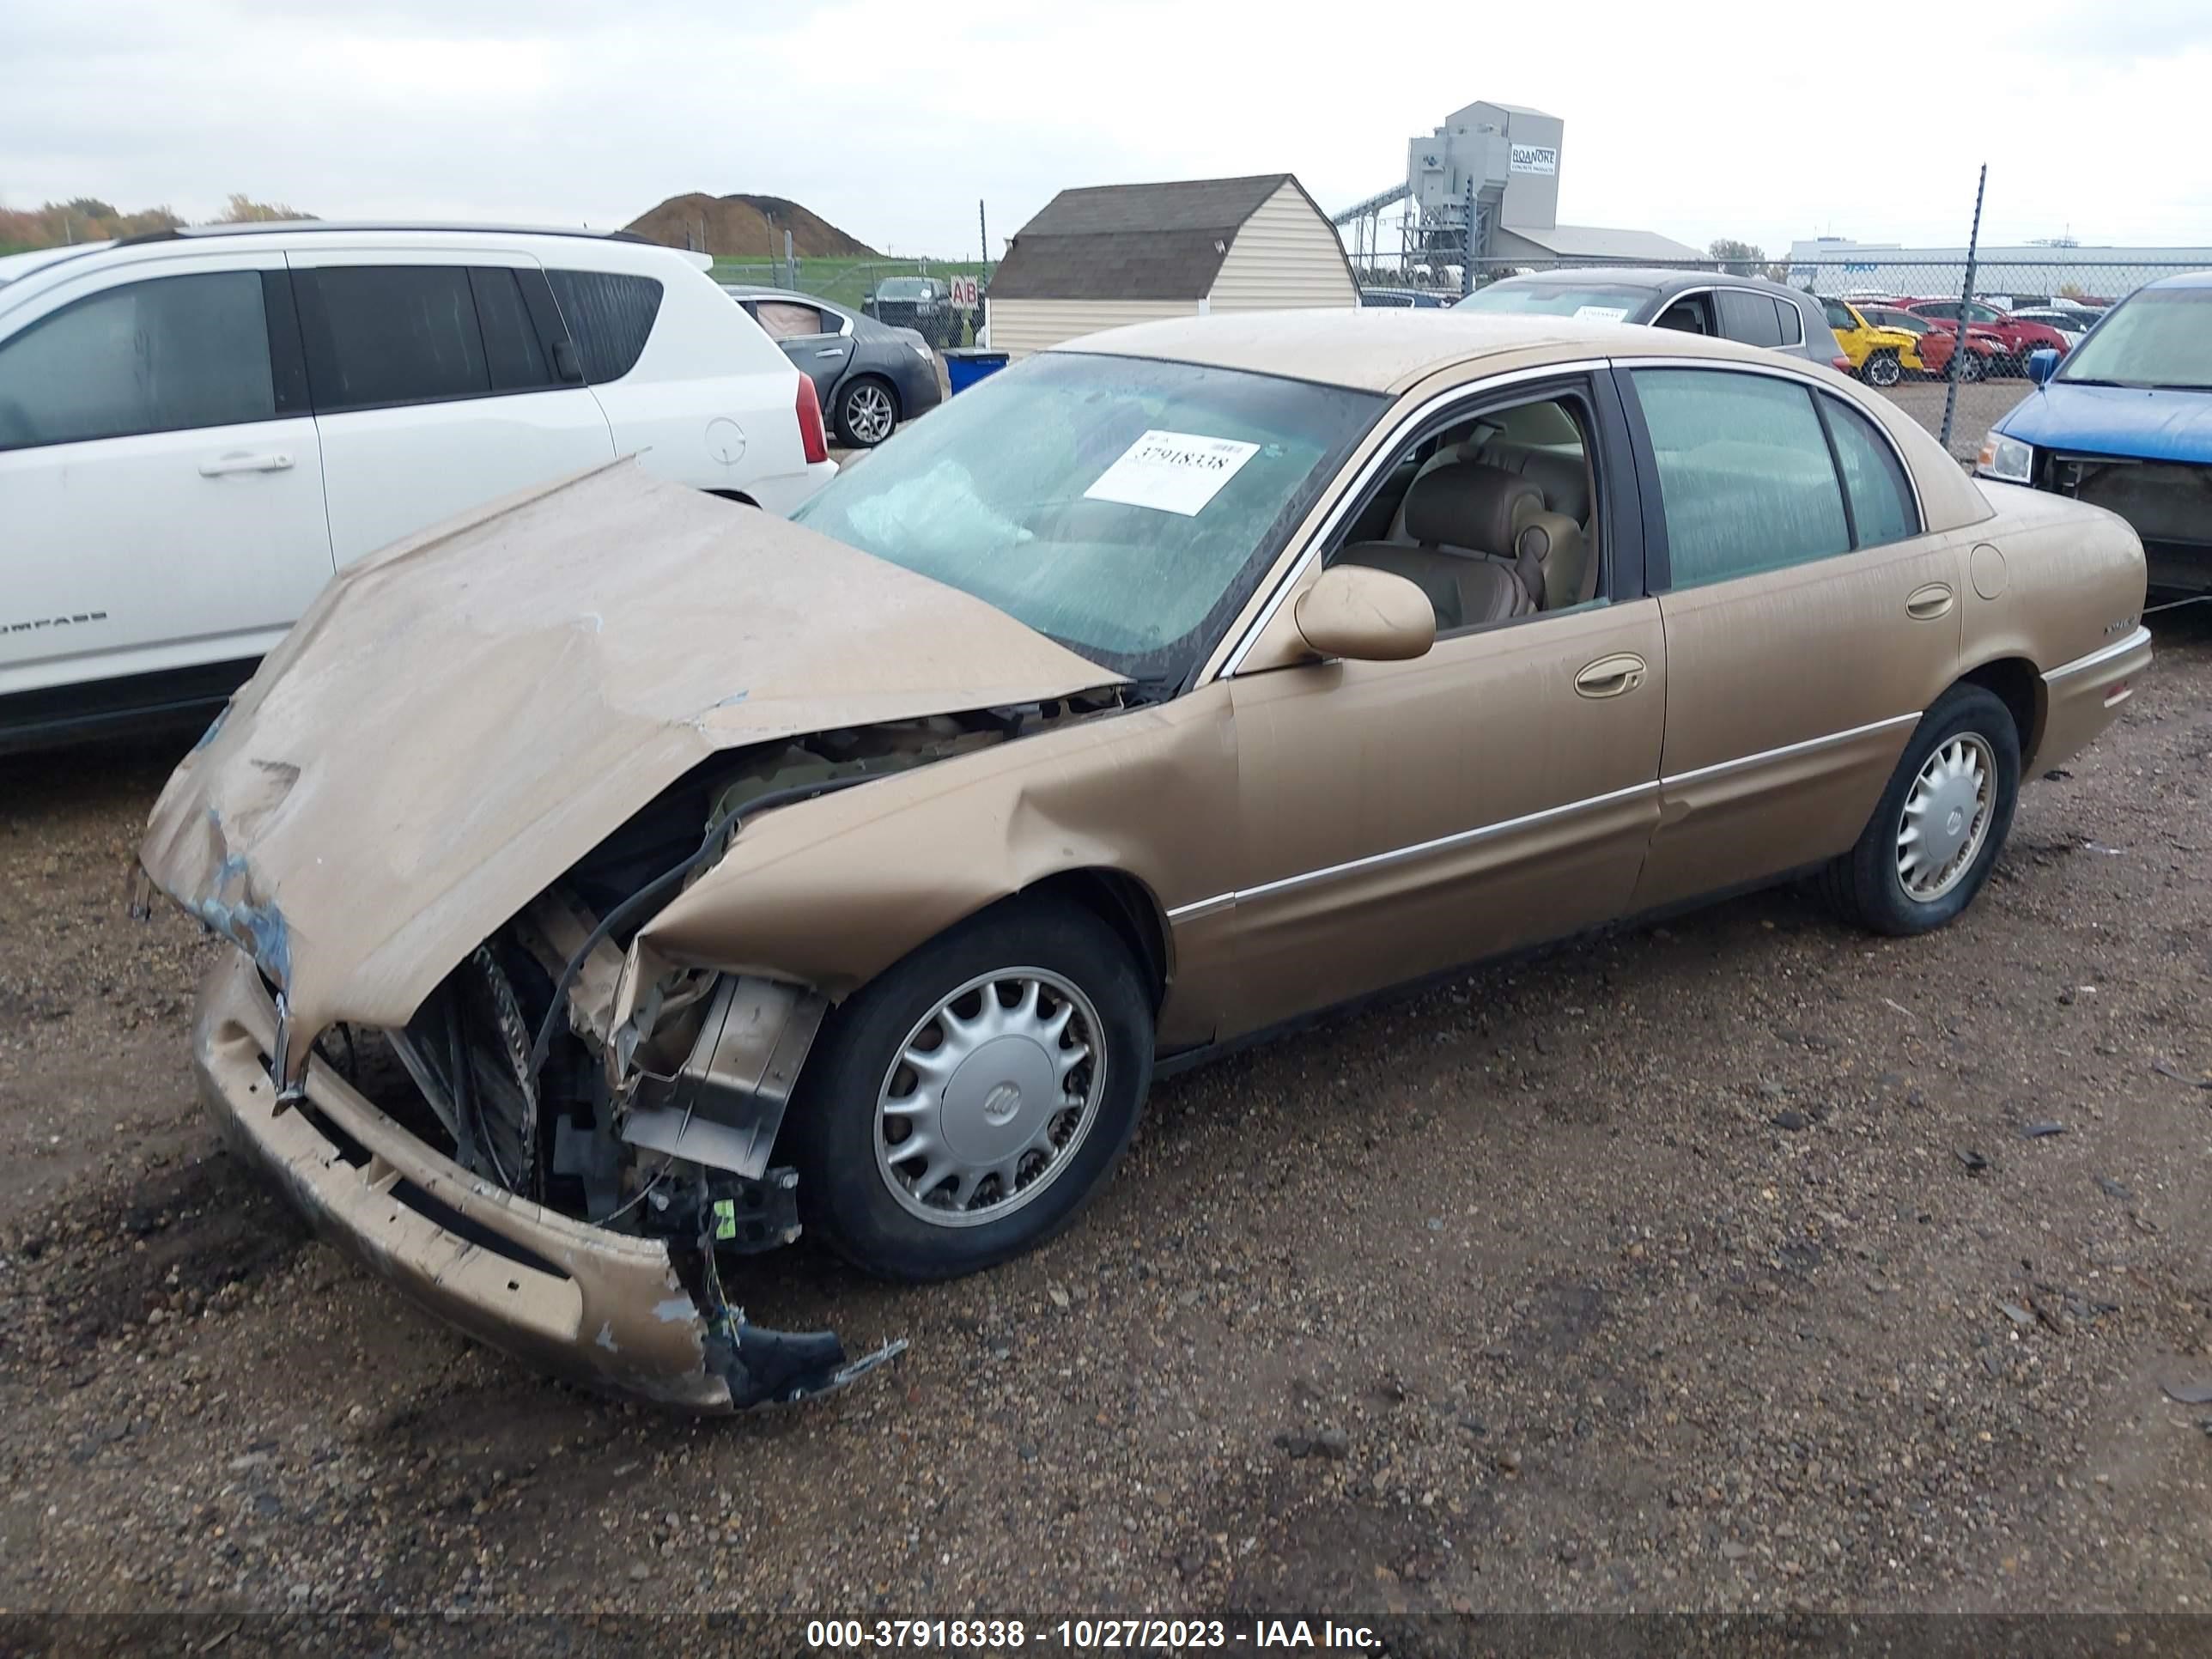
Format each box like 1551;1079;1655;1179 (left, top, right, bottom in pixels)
624;192;877;258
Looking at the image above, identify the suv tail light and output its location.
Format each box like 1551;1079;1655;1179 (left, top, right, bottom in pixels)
1831;353;1851;373
795;375;830;465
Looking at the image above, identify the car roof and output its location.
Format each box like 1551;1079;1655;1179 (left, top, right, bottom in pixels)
1484;265;1810;301
2141;269;2212;290
1058;308;1827;394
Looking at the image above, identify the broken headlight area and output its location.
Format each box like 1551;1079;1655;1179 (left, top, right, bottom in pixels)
309;708;1084;1404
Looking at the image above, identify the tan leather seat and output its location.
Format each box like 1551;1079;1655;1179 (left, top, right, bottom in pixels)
1384;441;1595;605
1339;462;1545;631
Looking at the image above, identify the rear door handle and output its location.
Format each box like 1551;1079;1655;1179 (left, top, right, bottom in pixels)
1575;653;1648;699
198;451;295;477
814;348;847;358
1905;582;1955;621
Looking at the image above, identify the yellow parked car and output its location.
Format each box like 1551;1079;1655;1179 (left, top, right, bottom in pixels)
1820;297;1923;387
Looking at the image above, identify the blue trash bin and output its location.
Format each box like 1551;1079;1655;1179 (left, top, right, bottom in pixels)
943;349;1010;395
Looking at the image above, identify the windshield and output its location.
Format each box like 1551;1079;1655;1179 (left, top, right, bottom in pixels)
877;279;933;301
792;351;1384;684
1455;281;1655;321
2057;287;2212;389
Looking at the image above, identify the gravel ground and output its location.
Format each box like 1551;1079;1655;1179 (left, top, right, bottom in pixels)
2;607;2209;1645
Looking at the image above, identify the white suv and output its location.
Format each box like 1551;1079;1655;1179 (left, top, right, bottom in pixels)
0;223;836;748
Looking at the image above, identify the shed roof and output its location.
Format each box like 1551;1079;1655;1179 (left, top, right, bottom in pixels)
1492;222;1707;262
991;174;1300;302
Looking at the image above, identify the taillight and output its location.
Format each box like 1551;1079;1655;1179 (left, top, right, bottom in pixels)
795;374;829;465
1832;354;1851;372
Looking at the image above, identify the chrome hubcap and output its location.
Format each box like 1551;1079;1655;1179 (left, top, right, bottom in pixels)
875;969;1103;1228
848;384;894;443
1897;732;1995;902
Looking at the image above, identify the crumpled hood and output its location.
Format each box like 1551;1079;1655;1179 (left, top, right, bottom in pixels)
140;461;1122;1059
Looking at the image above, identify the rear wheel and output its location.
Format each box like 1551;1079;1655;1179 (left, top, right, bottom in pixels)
1956;348;1986;383
1822;685;2019;936
1862;349;1902;388
787;896;1153;1280
834;376;898;447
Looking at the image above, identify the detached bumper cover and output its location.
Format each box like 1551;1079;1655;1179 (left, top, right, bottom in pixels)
191;949;900;1412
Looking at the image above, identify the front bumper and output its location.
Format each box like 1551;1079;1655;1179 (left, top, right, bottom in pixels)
191;948;899;1412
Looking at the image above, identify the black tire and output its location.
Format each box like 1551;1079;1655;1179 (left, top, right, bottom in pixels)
1821;684;2020;937
1862;349;1902;389
787;896;1154;1281
833;375;899;448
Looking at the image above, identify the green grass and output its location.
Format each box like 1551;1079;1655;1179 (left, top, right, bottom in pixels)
710;254;988;313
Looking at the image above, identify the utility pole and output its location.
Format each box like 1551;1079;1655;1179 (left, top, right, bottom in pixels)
1939;163;1987;457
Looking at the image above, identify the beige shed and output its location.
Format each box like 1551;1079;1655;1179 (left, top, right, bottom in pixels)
985;173;1358;355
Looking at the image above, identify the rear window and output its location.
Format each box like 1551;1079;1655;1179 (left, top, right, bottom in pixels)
546;269;663;383
1456;281;1654;321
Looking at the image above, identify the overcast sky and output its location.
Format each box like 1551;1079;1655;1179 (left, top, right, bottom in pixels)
5;0;2209;258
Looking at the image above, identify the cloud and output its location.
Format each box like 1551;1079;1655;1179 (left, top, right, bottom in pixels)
2;0;2207;255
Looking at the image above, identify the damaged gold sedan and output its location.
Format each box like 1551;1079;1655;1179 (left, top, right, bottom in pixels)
139;313;2150;1410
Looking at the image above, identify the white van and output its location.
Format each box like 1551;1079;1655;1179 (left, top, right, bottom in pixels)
0;222;836;748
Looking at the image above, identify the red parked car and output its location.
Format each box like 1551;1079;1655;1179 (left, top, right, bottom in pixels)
1857;305;2008;383
1897;300;2073;374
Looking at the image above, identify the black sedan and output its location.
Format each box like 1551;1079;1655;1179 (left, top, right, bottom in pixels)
720;284;945;448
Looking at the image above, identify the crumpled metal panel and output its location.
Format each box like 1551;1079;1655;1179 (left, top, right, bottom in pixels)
138;460;1120;1073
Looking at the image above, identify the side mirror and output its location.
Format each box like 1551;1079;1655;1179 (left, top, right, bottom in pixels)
1293;565;1435;663
2027;348;2060;386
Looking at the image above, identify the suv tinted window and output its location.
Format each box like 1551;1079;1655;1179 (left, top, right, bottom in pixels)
298;265;488;411
1818;395;1918;550
0;270;275;451
1632;368;1850;587
546;270;662;383
469;267;556;392
1775;297;1804;346
1716;289;1784;348
1822;299;1855;330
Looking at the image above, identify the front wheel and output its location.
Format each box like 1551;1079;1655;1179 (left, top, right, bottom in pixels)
1956;349;1986;383
834;376;899;447
1862;349;1902;389
787;896;1154;1280
1821;684;2020;936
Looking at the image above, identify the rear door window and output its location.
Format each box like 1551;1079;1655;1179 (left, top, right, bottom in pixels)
753;300;832;340
1716;289;1784;348
296;264;489;411
0;270;276;449
1632;368;1851;587
545;270;663;383
467;266;556;392
1774;297;1804;346
1817;395;1919;550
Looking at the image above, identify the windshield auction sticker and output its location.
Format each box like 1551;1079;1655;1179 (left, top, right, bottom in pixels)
1082;429;1261;516
1573;305;1631;322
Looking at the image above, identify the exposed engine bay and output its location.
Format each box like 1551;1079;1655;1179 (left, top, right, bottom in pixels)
291;694;1119;1401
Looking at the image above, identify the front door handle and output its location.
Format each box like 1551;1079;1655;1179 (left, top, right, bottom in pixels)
815;348;847;358
198;451;295;477
1575;653;1648;699
1906;582;1955;621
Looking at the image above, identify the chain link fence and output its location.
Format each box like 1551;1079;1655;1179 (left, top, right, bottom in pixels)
705;256;992;348
1354;253;2202;463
